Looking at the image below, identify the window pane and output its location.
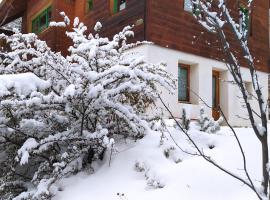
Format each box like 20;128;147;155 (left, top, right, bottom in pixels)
39;13;47;30
119;0;126;11
32;19;38;33
48;8;52;22
184;0;192;12
178;66;188;101
212;76;216;107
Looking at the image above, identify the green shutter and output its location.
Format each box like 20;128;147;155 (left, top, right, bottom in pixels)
114;0;118;13
239;6;249;35
88;0;93;11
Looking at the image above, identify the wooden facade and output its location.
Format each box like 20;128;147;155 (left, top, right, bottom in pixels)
0;0;269;73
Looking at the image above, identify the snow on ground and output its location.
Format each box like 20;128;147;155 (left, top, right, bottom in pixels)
54;122;266;200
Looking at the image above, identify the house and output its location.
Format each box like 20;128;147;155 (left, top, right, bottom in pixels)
0;0;269;126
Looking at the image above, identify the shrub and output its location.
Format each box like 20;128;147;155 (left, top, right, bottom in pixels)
0;14;175;199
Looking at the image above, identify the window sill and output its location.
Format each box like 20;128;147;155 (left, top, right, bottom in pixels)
178;100;191;104
36;26;52;36
110;9;127;17
85;10;94;17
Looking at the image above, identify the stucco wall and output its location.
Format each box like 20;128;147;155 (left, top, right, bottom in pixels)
133;44;268;127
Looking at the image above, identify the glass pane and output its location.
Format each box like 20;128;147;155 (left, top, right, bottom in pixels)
212;76;216;107
48;8;52;22
32;19;38;33
184;0;192;12
178;66;188;101
119;0;126;11
39;13;47;30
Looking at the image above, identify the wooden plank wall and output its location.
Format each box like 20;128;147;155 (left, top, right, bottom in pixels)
19;0;269;73
78;0;146;44
146;0;269;73
35;0;146;54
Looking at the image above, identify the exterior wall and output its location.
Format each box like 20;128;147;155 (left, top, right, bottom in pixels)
53;0;75;55
24;0;75;55
19;0;146;54
1;0;268;126
0;0;269;73
78;0;146;44
26;0;57;51
146;0;269;73
133;44;268;127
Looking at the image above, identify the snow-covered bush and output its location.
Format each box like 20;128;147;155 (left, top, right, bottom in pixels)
134;161;165;189
197;107;223;134
0;14;175;199
181;108;190;131
163;145;182;163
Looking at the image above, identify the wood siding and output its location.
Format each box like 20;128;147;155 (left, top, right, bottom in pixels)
146;0;269;73
1;0;268;72
79;0;146;43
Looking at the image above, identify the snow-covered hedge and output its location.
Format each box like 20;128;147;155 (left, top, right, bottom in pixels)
0;14;175;200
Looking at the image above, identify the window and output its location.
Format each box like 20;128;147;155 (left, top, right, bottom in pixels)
184;0;200;15
184;0;193;12
212;72;219;108
178;64;190;102
110;0;126;14
86;0;93;12
32;6;52;34
119;0;126;11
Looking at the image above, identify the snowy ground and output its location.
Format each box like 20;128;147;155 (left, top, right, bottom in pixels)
53;122;267;200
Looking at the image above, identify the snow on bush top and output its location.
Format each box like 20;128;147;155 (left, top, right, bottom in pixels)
0;72;50;97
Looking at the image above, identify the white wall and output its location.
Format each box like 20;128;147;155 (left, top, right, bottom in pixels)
132;44;268;127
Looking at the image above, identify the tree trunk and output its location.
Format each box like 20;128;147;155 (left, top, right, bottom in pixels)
261;136;269;196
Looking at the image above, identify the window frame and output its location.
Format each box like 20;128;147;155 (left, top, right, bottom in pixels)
183;0;193;12
85;0;94;13
118;0;126;11
110;0;126;14
31;6;52;34
178;63;190;103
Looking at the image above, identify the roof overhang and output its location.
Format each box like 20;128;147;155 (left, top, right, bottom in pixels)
0;28;13;35
0;0;26;26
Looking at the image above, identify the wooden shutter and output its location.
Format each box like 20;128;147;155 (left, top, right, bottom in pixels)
114;0;118;13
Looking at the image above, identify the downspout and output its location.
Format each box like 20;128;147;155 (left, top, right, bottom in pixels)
143;0;146;41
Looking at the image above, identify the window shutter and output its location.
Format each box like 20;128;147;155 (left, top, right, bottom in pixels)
239;5;250;38
114;0;118;13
